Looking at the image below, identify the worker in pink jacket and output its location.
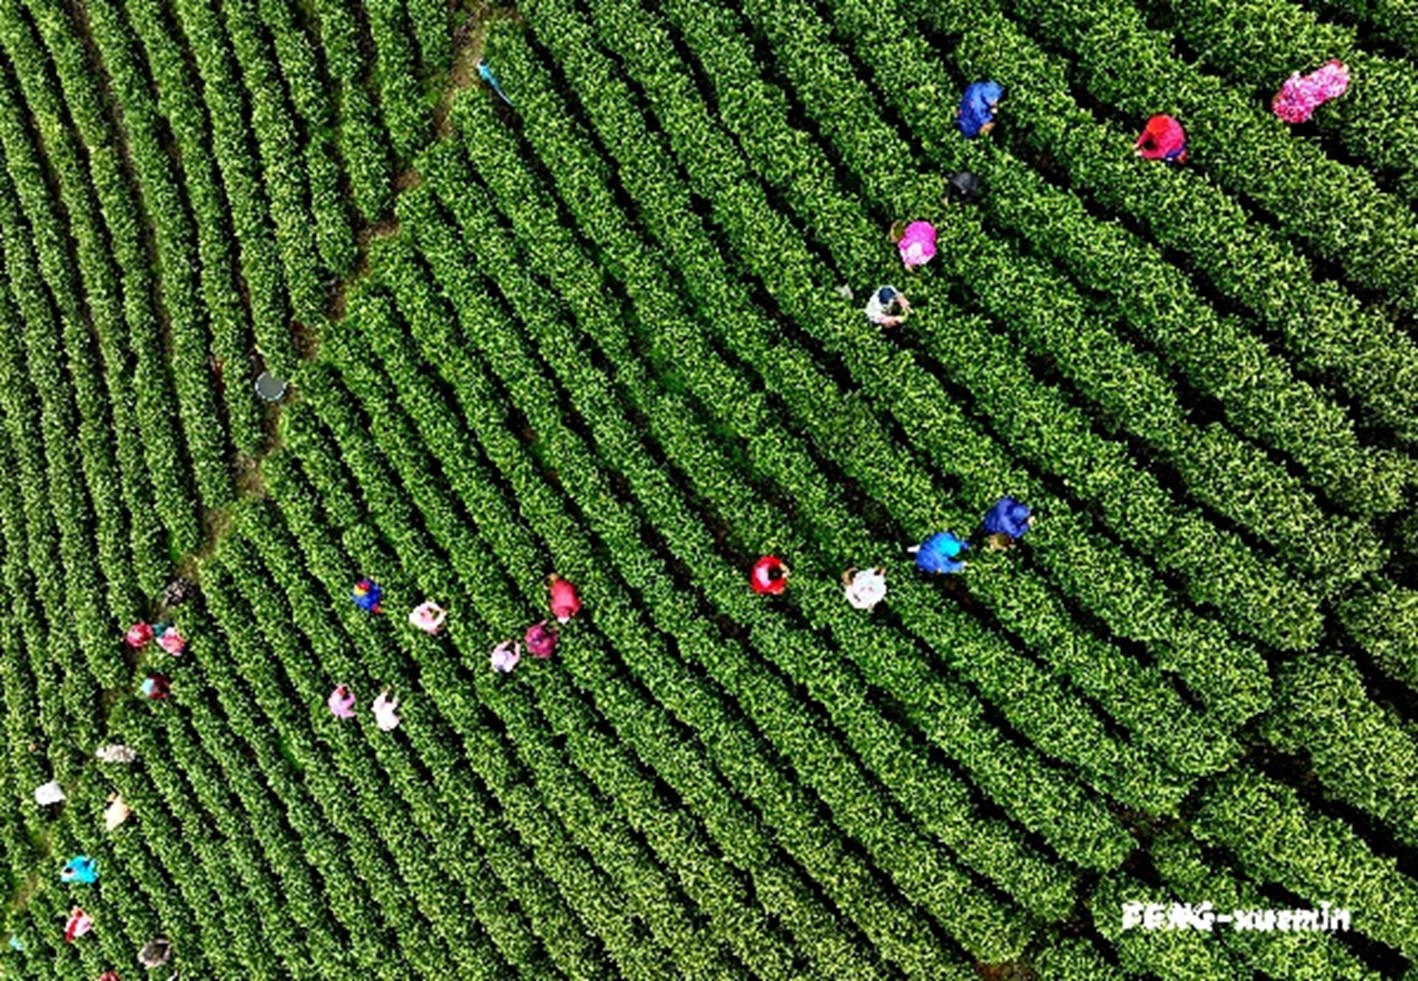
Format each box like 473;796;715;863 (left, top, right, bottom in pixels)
1135;114;1188;163
525;622;557;658
327;684;356;719
895;221;937;271
1272;60;1350;123
491;639;522;673
409;601;447;635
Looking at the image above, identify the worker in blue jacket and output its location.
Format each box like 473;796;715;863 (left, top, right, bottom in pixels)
910;531;969;575
59;856;98;885
351;578;383;614
958;81;1003;138
982;496;1034;550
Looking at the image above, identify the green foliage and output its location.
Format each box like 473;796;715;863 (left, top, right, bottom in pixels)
1195;771;1418;960
1151;827;1385;979
1266;652;1418;845
1340;585;1418;691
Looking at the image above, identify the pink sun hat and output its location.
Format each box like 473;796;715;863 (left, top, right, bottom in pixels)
898;221;937;270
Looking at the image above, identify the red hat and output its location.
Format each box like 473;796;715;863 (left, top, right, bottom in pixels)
750;556;790;595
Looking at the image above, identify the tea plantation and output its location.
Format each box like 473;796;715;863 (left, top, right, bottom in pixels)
1;0;1417;976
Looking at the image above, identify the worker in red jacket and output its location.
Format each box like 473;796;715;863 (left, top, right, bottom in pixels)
750;556;790;595
548;574;582;623
1134;114;1188;163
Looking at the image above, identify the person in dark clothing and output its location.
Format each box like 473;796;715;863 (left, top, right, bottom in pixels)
139;674;171;700
946;171;983;204
138;936;173;968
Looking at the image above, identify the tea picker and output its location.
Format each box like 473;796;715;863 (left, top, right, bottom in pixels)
138;935;174;968
548;574;582;623
981;495;1035;550
153;623;186;656
327;684;356;719
750;555;791;595
162;576;196;607
104;793;132;832
140;673;171;700
124;622;154;649
525;621;558;658
1273;60;1349;123
946;171;983;205
372;688;402;731
864;286;911;327
893;221;937;271
843;567;888;611
254;371;288;403
351;578;383;614
94;744;136;764
34;780;65;806
910;531;969;575
63;907;93;943
1135;115;1188;163
478;59;513;107
957;80;1003;138
409;601;447;635
490;639;522;673
60;856;98;885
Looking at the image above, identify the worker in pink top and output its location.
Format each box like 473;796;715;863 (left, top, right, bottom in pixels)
1272;60;1350;123
327;684;356;719
1134;114;1188;163
548;574;581;623
124;622;153;649
491;639;522;673
63;907;93;943
154;623;185;656
409;601;447;635
895;221;937;271
525;621;557;658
